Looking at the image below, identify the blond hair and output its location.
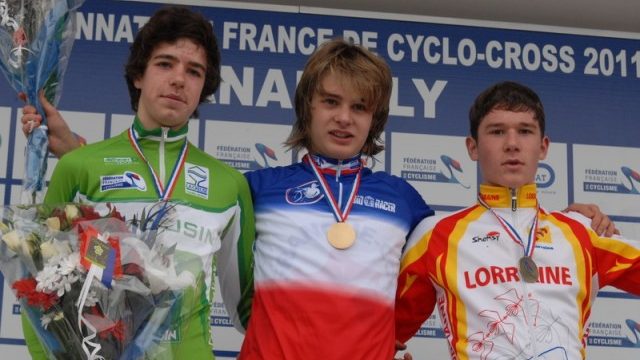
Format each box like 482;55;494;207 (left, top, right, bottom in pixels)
286;38;392;156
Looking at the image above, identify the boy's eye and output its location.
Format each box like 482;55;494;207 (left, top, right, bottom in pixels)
323;98;338;105
353;103;367;111
188;68;203;77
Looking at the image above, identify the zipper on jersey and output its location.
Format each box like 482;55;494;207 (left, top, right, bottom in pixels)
336;159;344;209
159;127;169;185
513;187;539;358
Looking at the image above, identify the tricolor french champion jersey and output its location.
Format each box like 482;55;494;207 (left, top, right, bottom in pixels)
239;154;434;360
396;184;640;360
23;117;255;360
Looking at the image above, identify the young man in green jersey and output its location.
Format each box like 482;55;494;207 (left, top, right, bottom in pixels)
20;6;255;359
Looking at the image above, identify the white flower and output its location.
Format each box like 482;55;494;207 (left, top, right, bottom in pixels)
40;312;64;330
41;313;55;330
64;204;80;222
35;253;81;297
45;217;61;232
1;230;21;253
58;253;80;276
40;241;58;260
36;265;62;293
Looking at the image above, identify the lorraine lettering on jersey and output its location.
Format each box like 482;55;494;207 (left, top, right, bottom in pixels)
464;265;573;288
285;180;324;205
353;195;397;213
100;171;147;192
185;163;209;199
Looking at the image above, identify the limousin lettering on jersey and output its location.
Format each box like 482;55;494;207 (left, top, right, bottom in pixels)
167;220;216;244
464;265;572;288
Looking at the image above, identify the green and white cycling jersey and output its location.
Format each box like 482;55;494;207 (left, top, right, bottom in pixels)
23;117;255;360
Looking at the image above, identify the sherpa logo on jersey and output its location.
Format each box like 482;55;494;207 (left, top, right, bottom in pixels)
101;171;147;192
285;180;323;205
472;231;500;243
185;163;209;199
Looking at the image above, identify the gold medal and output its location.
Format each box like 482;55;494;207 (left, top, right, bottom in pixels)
518;256;538;283
327;222;356;250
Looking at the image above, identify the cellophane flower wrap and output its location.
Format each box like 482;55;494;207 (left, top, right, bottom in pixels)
0;202;203;359
0;0;85;204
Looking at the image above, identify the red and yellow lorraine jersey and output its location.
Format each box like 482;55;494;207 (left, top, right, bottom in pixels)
396;184;640;360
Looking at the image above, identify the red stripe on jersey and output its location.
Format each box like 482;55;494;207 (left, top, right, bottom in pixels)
241;284;394;360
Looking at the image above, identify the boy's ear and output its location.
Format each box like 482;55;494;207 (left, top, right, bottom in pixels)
466;136;478;161
539;135;550;160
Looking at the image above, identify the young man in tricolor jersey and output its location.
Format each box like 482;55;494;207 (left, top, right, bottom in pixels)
395;81;640;359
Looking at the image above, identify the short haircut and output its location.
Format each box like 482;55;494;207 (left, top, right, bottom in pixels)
469;81;545;140
124;6;221;116
286;38;392;156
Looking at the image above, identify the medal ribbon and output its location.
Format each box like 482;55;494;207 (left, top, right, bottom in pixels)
128;126;188;200
305;154;362;223
478;195;539;258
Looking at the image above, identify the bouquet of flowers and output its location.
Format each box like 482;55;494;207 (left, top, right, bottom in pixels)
0;202;200;359
0;0;85;204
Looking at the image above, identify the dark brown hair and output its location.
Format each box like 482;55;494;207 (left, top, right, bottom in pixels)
124;6;221;117
469;81;545;140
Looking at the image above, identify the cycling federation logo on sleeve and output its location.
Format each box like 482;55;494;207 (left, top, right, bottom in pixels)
101;171;147;192
185;163;209;199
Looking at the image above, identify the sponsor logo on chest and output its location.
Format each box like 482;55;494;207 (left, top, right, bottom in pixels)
185;163;209;199
103;157;135;165
285;180;323;205
101;171;147;192
353;195;397;213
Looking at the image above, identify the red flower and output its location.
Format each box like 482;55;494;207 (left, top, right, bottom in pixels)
98;320;127;342
78;205;102;221
12;278;37;298
12;278;59;311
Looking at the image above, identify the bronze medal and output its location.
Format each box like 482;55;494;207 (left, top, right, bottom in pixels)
327;222;356;250
518;256;538;283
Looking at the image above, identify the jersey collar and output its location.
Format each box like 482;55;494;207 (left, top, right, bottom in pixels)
132;115;189;141
305;153;363;176
478;183;538;209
